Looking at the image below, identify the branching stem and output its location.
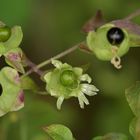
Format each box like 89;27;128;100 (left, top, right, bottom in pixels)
24;56;44;76
22;42;84;77
125;9;140;20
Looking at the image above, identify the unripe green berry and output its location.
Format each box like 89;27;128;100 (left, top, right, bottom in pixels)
0;26;11;42
60;70;77;88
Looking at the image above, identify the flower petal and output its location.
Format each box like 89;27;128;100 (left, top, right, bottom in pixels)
52;59;63;69
81;84;98;96
73;67;83;77
78;92;89;109
80;74;92;83
80;92;89;105
56;96;64;110
44;72;52;83
78;96;84;109
81;84;99;92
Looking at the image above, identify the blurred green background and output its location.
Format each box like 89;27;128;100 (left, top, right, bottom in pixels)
0;0;140;140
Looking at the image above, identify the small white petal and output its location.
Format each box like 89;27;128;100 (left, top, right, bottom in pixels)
80;92;89;105
82;84;99;92
56;96;64;110
78;96;84;109
78;92;89;109
80;74;92;83
83;90;97;96
51;59;63;69
81;85;98;96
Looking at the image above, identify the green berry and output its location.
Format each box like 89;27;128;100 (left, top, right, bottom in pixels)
60;70;77;88
0;26;11;42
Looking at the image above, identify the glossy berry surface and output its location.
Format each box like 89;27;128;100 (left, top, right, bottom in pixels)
107;27;124;45
0;26;11;42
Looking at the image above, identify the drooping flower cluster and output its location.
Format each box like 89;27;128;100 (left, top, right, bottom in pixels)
44;60;99;110
0;21;25;117
0;21;25;73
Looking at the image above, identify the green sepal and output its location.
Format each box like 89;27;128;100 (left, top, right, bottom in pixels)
3;26;23;51
0;26;23;55
4;48;25;73
0;67;23;117
43;124;75;140
20;76;39;91
87;23;130;61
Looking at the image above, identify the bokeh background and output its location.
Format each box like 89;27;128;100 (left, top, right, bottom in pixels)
0;0;140;140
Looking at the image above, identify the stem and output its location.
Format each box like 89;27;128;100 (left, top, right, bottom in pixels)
25;56;44;76
37;43;80;68
125;9;140;20
23;42;83;77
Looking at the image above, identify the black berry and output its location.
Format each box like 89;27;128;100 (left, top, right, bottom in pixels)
107;27;124;45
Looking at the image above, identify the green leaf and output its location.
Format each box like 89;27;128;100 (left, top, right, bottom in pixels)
125;81;140;116
43;124;75;140
21;76;39;91
129;117;140;140
92;133;128;140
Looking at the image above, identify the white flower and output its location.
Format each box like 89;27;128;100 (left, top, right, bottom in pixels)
44;60;99;110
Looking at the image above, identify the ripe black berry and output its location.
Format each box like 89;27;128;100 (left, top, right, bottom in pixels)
107;27;124;45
